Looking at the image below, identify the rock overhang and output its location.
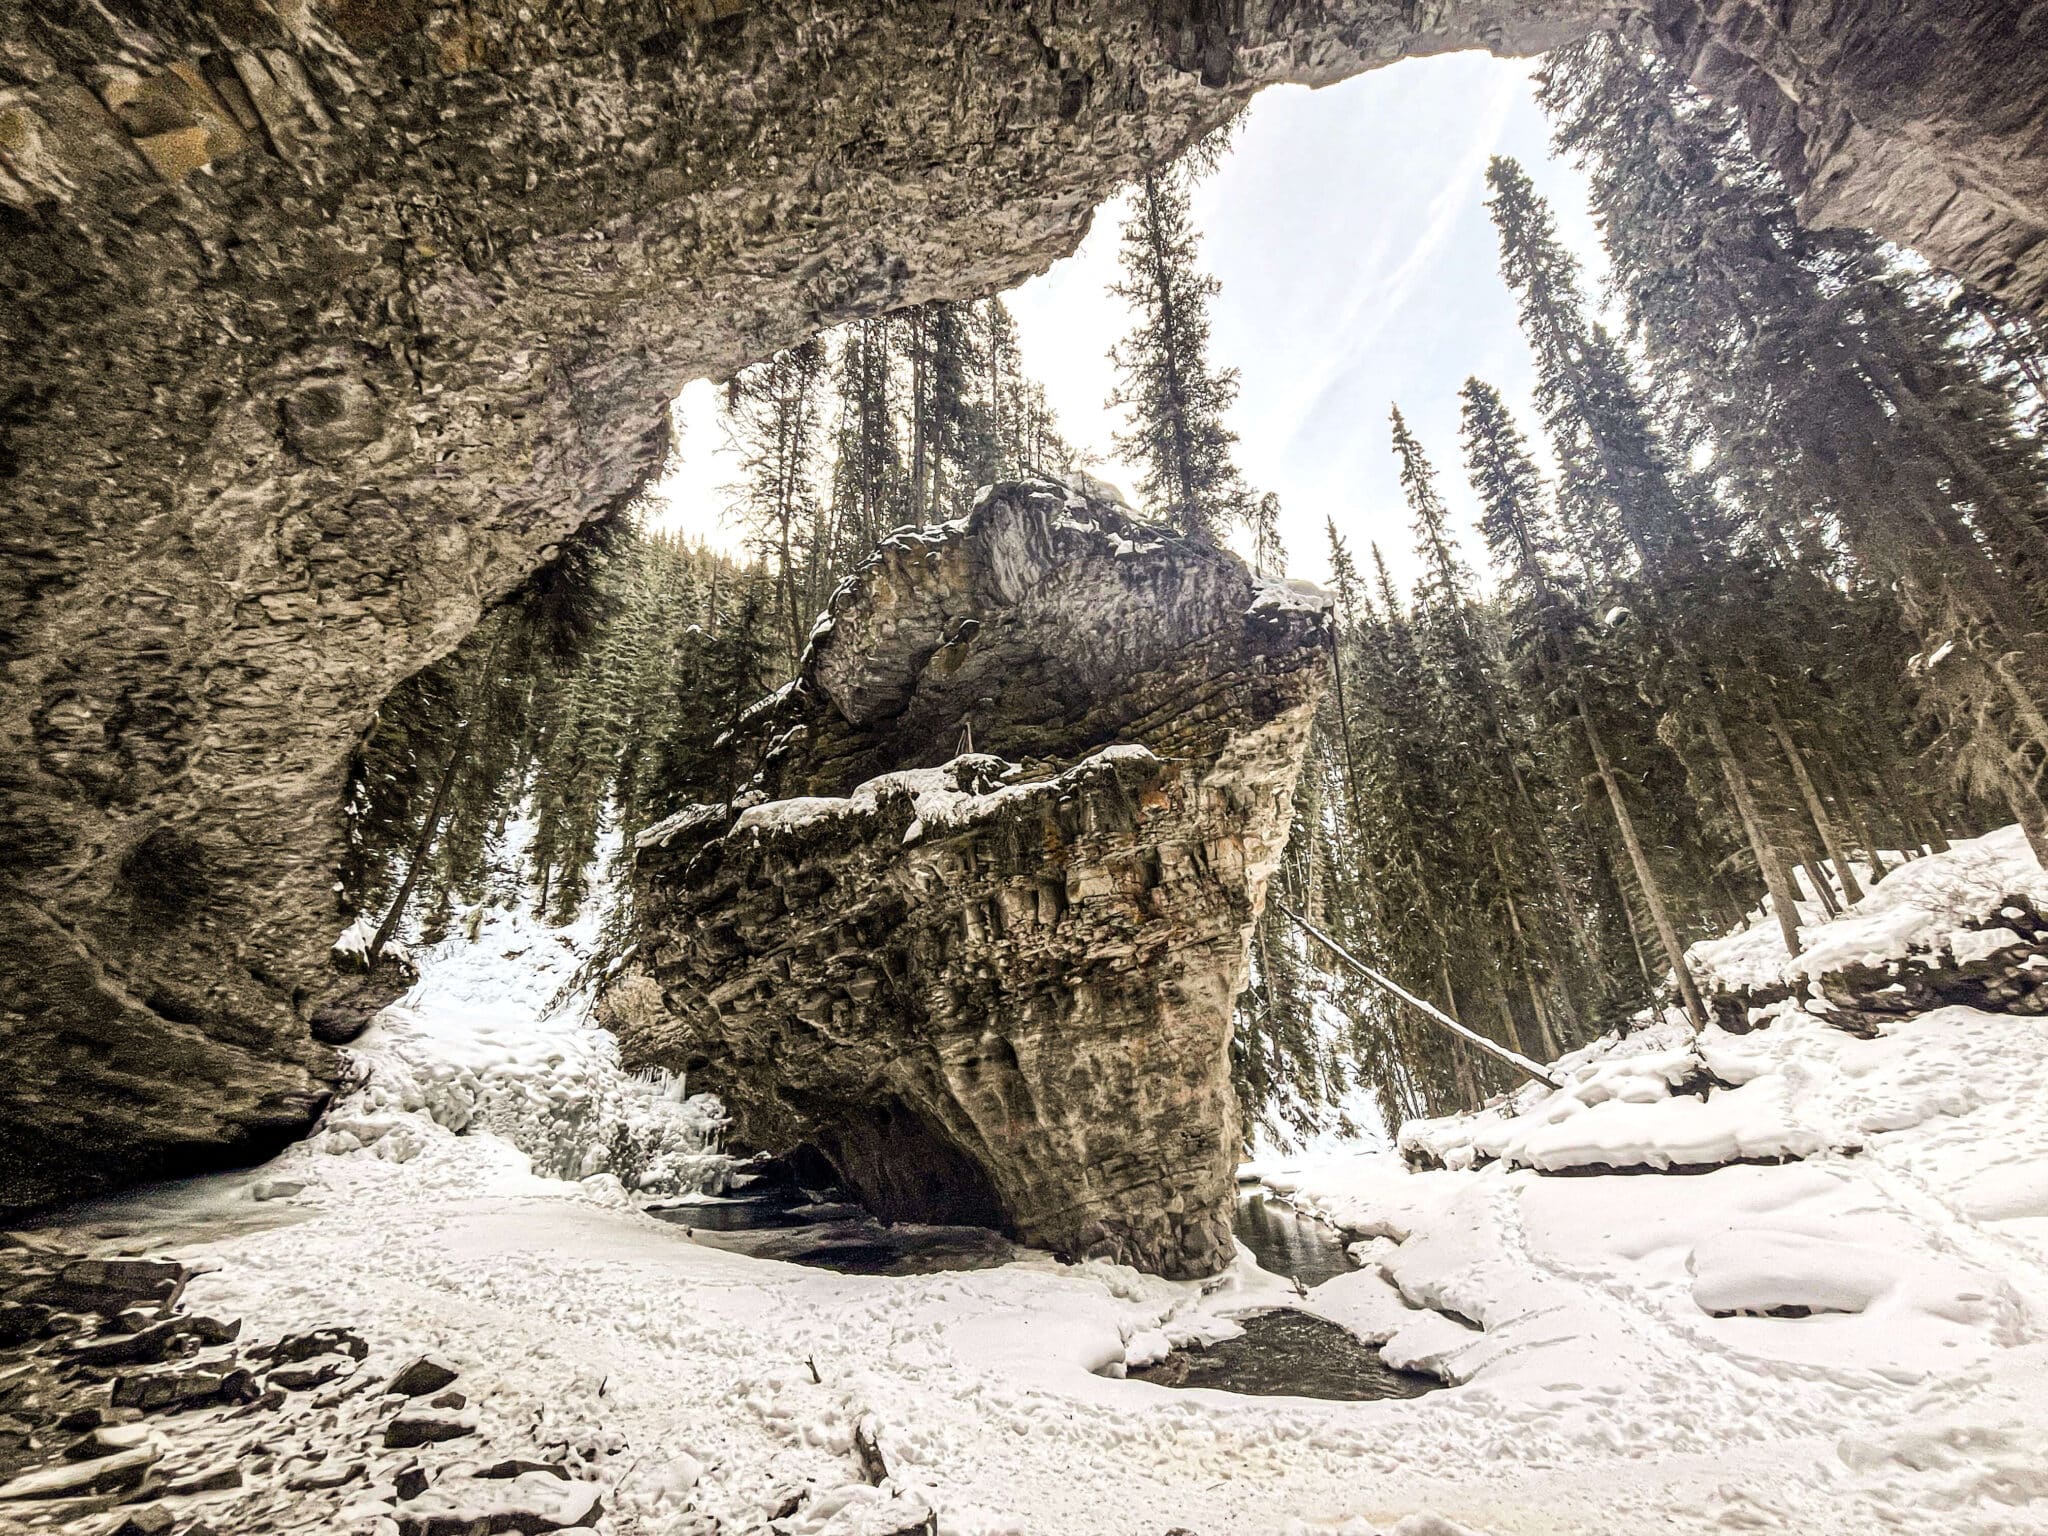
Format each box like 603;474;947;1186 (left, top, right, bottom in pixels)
613;484;1331;1277
4;0;2045;1209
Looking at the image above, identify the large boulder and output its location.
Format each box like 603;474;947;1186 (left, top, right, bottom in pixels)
611;484;1330;1277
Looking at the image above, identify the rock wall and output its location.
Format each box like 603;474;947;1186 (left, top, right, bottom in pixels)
0;0;1599;1212
613;485;1330;1277
2;0;2044;1207
1652;1;2048;317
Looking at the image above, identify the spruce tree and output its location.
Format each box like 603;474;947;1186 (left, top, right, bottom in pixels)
724;338;830;671
1459;376;1711;1027
1537;31;2048;859
828;320;909;567
1106;168;1251;543
1394;403;1594;1044
1250;492;1285;578
900;301;997;522
1487;155;1810;959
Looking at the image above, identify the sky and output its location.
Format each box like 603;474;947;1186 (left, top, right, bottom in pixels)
652;51;1607;591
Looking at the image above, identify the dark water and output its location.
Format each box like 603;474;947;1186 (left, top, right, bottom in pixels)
654;1180;1440;1400
649;1192;1020;1276
1233;1191;1357;1287
1135;1191;1443;1402
652;1186;1355;1282
1128;1309;1440;1401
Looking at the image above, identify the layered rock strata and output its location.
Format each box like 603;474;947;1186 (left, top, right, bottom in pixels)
4;0;2045;1206
612;484;1330;1277
1652;1;2048;318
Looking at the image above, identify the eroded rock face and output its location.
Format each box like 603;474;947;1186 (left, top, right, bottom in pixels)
1652;1;2048;317
2;0;2043;1206
613;485;1329;1276
0;0;1594;1212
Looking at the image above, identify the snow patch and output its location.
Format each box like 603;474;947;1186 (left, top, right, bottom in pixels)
302;901;730;1200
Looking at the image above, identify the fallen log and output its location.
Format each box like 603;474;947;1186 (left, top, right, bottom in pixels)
1276;904;1563;1092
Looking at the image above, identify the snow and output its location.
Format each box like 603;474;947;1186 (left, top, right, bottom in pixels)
1061;467;1133;510
1686;1228;1900;1316
30;827;2048;1534
1690;824;2048;992
1248;578;1334;625
1952;925;2025;966
303;900;730;1197
708;747;1157;844
398;1469;605;1530
736;676;801;727
333;911;409;969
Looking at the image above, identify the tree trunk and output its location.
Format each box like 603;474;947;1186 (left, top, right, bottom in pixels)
1486;966;1530;1062
1697;700;1805;960
1614;864;1658;995
368;712;476;967
908;310;930;518
1801;855;1842;919
1491;835;1575;1052
1827;760;1890;884
1763;698;1864;905
1491;714;1602;976
1327;638;1367;832
2001;770;2048;865
1579;693;1710;1029
1453;1042;1480;1113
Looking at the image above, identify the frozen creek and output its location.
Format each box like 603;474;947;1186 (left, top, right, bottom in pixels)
653;1177;1435;1404
9;830;2048;1535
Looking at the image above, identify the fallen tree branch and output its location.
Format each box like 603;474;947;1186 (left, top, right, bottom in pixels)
1276;903;1564;1092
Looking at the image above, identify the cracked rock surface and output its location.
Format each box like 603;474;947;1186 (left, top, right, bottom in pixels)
3;0;2044;1208
611;484;1329;1278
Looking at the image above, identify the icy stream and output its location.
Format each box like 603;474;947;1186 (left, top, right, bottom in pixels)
659;1171;1440;1401
1231;1188;1358;1286
1128;1309;1441;1400
649;1187;1024;1276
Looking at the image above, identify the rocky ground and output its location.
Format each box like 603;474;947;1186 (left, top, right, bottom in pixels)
0;1245;609;1535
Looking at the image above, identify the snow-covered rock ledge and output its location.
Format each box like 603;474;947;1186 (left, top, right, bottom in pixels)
615;481;1331;1280
1689;825;2048;1030
1376;828;2048;1180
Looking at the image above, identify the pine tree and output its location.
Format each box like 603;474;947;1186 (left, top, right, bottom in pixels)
1394;403;1592;1047
1487;155;1810;960
343;513;627;953
1250;491;1285;578
1106;168;1251;543
1459;376;1711;1028
724;338;830;672
1537;31;2048;860
828;320;910;566
900;301;997;522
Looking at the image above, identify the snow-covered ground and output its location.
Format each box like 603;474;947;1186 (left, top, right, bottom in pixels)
1688;824;2048;993
34;831;2048;1535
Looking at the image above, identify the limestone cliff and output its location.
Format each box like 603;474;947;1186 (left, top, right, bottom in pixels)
1651;1;2047;319
2;0;2042;1206
611;485;1330;1277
